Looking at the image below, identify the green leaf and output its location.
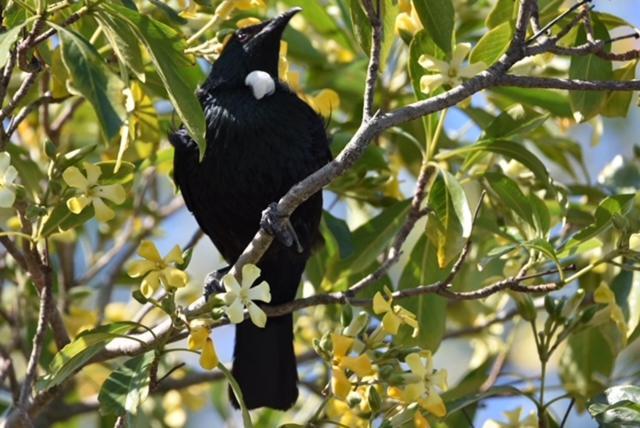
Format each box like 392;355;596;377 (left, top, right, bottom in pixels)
413;0;454;54
425;170;471;267
483;108;549;139
397;236;447;351
560;194;635;257
612;271;640;341
333;200;411;281
95;160;136;184
602;60;638;118
470;22;513;66
0;24;24;68
485;171;534;225
522;238;562;277
53;25;127;141
98;352;155;415
348;0;398;69
491;87;573;117
568;17;613;122
485;0;516;28
100;4;206;158
529;193;551;236
94;10;146;82
39;322;137;390
589;385;640;427
560;327;615;402
439;139;551;188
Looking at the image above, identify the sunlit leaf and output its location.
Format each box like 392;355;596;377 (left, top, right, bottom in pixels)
98;352;155;415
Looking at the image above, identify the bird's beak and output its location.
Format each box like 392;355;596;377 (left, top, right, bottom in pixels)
246;7;301;51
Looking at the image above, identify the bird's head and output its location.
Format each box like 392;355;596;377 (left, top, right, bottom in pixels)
202;8;301;92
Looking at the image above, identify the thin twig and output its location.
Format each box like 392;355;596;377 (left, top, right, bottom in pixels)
362;0;382;121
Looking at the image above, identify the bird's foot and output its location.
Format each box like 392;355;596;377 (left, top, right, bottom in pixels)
203;266;230;300
260;203;304;253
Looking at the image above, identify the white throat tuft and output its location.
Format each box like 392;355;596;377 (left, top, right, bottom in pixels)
245;70;276;100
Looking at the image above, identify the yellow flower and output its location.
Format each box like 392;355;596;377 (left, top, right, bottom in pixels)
372;291;419;336
402;352;448;417
482;407;538;428
0;152;18;208
415;411;431;428
222;264;271;328
307;89;340;118
594;283;628;338
330;334;374;399
214;0;265;21
325;40;354;63
237;17;261;28
163;390;187;427
419;43;486;94
127;241;189;298
187;319;219;370
62;163;126;222
325;398;367;428
395;1;422;38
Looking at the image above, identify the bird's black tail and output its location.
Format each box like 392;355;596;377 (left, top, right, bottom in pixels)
230;313;298;410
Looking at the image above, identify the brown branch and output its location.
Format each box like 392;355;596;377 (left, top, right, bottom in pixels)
0;71;40;122
0;346;20;404
6;95;71;137
497;74;640;91
362;0;382;121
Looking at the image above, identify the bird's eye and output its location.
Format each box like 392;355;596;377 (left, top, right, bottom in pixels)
237;31;250;43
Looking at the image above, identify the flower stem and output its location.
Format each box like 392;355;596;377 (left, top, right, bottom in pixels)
218;363;253;428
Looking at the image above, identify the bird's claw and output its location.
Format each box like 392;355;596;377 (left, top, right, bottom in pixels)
203;267;229;300
260;202;304;253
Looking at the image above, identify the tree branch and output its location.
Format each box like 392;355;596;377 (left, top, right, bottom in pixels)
362;0;382;121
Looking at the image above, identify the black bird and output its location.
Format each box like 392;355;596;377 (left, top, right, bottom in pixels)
170;8;331;410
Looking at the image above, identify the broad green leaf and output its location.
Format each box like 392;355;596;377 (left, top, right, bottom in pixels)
485;0;516;28
0;24;24;68
333;200;411;281
98;352;155;415
39;322;137;390
95;161;136;184
529;193;551;236
470;22;513;66
483;108;549;139
100;4;206;158
349;0;398;69
323;211;354;260
440;139;551;187
602;60;638;118
569;18;613;122
560;327;615;402
491;87;573;117
413;0;454;54
397;236;447;351
522;238;562;277
560;194;635;257
53;25;126;141
589;385;640;427
485;172;534;227
94;10;146;82
612;271;640;340
425;171;471;267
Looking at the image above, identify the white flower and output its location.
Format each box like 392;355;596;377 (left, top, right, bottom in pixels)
222;264;271;327
245;70;275;100
0;152;18;208
418;43;486;93
62;163;126;222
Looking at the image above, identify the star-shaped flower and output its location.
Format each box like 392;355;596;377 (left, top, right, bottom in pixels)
372;291;419;336
188;319;219;370
0;152;18;208
330;334;374;400
62;163;126;222
127;241;189;298
419;43;485;94
402;351;448;417
482;407;538;428
221;264;271;328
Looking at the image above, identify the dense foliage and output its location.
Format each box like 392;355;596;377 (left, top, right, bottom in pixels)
0;0;639;427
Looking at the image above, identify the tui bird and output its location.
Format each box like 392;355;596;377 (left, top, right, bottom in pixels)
170;8;331;410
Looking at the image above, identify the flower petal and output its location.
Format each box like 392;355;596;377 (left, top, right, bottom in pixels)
138;240;162;262
451;43;472;67
419;391;447;417
95;184;126;204
127;259;156;278
140;271;160;298
92;197;115;222
83;162;102;185
405;352;427;377
403;381;426;402
0;152;10;172
0;188;16;208
224;299;245;324
222;290;238;306
340;354;374;378
459;61;486;78
432;369;448;391
372;292;391;314
162;267;189;288
164;245;184;265
247;302;267;328
241;264;261;288
62;167;89;190
420;74;446;94
199;337;219;370
222;272;242;293
331;367;351;400
382;311;401;335
3;165;17;185
66;195;91;214
247;281;271;303
331;334;354;357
